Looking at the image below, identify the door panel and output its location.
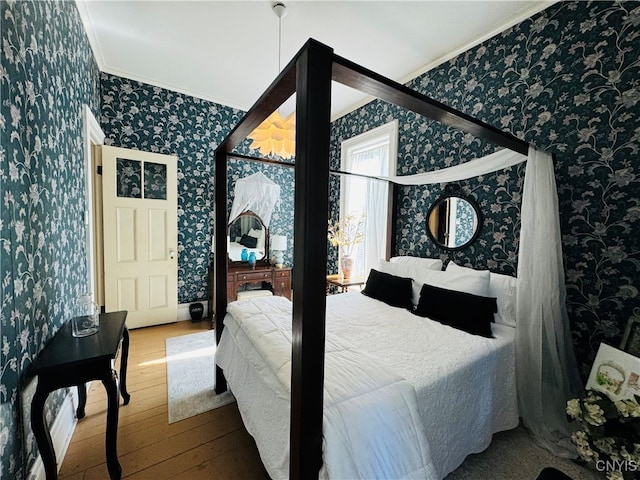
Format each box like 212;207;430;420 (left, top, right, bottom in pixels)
117;207;137;262
102;145;178;328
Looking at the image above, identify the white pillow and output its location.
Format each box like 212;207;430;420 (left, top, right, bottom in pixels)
390;256;442;272
415;268;490;299
444;262;491;295
446;261;517;327
377;259;413;279
490;272;517;327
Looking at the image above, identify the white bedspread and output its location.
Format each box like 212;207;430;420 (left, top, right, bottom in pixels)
217;293;518;479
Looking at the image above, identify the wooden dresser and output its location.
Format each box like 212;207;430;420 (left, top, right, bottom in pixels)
227;264;292;302
208;263;292;320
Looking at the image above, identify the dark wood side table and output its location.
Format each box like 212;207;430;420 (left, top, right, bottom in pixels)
326;275;366;293
28;311;130;480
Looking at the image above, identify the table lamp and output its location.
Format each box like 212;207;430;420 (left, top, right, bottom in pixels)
271;235;287;268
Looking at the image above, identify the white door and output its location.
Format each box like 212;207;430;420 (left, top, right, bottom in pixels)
101;145;178;329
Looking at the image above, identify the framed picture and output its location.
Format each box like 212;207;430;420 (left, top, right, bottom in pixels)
620;310;640;357
586;343;640;401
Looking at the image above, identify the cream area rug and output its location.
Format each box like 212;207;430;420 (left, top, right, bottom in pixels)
166;329;235;423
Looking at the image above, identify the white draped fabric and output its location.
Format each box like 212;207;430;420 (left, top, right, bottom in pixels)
379;148;527;185
374;145;582;456
516;147;582;456
228;172;281;227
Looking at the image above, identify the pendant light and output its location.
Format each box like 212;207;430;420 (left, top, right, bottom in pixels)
248;2;296;160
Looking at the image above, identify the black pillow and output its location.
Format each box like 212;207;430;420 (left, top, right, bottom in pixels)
362;269;413;310
239;234;258;248
414;283;497;338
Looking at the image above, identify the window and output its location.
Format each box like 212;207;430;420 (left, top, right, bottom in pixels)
340;120;398;278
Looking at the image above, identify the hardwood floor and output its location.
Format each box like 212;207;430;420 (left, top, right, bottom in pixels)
59;320;269;479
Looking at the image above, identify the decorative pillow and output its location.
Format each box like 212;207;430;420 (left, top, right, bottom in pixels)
490;272;518;327
415;283;496;338
247;228;265;248
390;256;443;272
239;234;258;248
378;260;420;306
446;261;517;327
362;269;413;310
411;268;491;310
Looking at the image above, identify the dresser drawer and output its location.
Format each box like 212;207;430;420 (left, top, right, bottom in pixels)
235;270;272;282
274;269;290;278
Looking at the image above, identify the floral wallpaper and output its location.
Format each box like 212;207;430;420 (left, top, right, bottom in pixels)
0;1;101;477
2;0;638;477
454;198;476;247
330;1;640;378
100;74;295;302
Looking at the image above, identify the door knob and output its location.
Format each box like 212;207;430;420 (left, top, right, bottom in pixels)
169;249;175;259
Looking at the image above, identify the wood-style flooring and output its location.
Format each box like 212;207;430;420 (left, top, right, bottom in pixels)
58;319;269;479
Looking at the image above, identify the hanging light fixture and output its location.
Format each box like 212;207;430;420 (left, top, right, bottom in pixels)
248;2;296;160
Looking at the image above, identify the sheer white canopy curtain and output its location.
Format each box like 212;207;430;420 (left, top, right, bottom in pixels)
378;145;582;457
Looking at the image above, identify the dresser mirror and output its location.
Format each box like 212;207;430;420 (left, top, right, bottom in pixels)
227;211;269;263
426;184;482;250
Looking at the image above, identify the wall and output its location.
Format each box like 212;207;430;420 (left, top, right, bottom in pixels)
100;74;295;304
330;1;640;377
0;1;101;477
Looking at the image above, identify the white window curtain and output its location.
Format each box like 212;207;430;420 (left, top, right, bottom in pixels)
343;144;390;277
383;146;582;457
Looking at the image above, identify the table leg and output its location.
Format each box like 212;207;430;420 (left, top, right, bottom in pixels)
102;369;122;480
76;383;87;419
31;384;57;480
119;327;130;405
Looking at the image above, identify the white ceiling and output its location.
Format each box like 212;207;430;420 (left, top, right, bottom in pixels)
77;0;552;119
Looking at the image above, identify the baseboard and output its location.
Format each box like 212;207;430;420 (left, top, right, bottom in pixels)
27;386;79;480
177;301;209;322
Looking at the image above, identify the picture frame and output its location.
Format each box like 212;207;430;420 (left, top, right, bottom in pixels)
619;309;640;358
586;342;640;401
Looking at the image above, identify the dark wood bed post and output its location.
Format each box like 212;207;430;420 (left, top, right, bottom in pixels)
214;148;228;394
289;40;333;480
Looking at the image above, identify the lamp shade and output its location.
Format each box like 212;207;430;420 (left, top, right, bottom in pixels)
271;235;287;251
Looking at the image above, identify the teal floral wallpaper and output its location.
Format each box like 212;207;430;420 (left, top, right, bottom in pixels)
100;74;295;302
330;1;640;377
0;1;101;477
2;0;638;477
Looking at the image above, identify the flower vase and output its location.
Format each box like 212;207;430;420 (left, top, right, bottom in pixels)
340;255;354;280
248;251;257;269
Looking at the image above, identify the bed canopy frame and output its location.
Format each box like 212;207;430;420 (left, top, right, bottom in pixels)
214;39;528;479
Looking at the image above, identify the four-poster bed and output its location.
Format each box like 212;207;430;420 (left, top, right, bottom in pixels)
214;39;578;478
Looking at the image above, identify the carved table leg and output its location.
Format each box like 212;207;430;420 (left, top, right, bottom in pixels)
76;383;87;419
102;369;122;480
119;327;130;405
31;383;57;480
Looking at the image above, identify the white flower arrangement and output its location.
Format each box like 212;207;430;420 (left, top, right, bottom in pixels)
567;390;640;479
327;212;365;257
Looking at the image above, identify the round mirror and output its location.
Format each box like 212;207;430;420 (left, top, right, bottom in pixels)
426;191;481;250
228;211;268;262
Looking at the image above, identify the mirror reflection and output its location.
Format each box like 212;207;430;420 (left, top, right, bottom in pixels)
427;195;480;250
228;211;267;262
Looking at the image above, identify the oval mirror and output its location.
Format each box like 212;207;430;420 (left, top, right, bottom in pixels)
426;188;481;250
227;211;268;263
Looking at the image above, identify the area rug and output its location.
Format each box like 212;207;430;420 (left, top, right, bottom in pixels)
166;329;235;423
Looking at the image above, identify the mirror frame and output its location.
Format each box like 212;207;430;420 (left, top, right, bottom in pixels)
425;184;482;251
227;210;270;266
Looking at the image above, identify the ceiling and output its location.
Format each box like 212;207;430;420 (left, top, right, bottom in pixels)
77;0;552;120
